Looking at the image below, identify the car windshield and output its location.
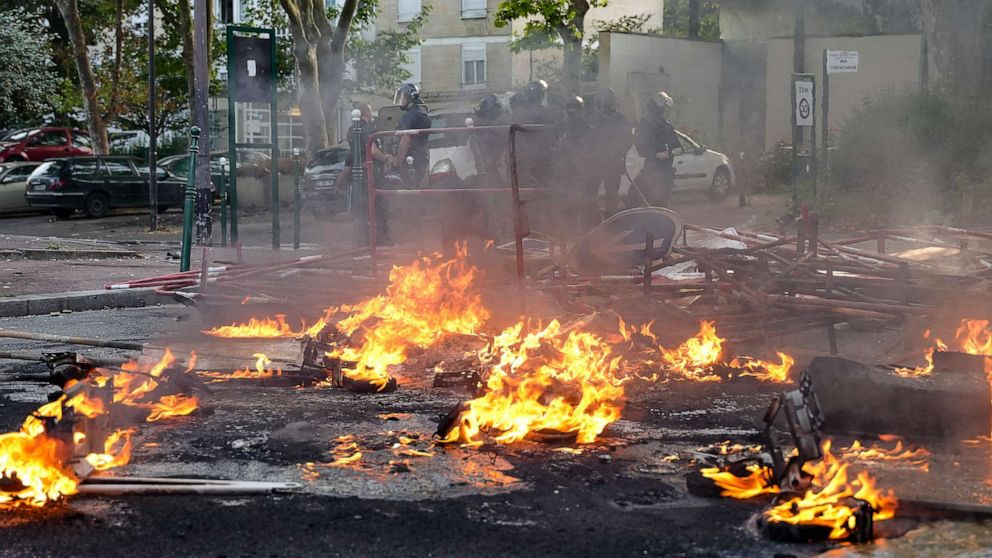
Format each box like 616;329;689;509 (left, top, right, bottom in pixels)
307;150;345;168
6;129;40;142
31;160;65;178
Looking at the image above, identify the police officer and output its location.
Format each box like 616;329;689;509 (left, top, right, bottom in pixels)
633;91;683;208
593;88;632;217
511;80;555;188
558;95;599;236
391;83;431;187
471;94;506;186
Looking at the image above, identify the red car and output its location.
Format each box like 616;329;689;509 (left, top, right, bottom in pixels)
0;128;93;163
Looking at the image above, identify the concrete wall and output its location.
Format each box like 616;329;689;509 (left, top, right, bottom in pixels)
763;33;922;150
720;0;921;41
598;32;723;143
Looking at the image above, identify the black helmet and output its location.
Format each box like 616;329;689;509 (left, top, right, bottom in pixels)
394;83;421;108
564;95;585;116
509;91;526;112
597;88;618;112
475;94;502;118
524;80;548;105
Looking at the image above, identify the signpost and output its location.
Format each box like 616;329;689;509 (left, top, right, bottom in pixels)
791;73;815;214
822;49;859;173
226;25;279;248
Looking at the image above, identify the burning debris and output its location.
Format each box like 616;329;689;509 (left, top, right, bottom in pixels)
200;353;283;383
302;244;490;393
204;314;327;339
437;319;626;446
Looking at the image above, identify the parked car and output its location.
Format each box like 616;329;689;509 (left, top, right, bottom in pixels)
159;150;272;187
672;131;735;201
302;146;349;218
0;162;41;213
0;127;93;163
25;156;184;218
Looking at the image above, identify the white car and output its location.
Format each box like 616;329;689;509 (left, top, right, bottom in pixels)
672;131;735;201
0;162;41;213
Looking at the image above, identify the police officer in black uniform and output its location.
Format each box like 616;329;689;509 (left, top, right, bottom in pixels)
593;88;632;217
633;91;683;208
511;80;555;188
471;94;506;186
391;83;431;187
558;95;599;236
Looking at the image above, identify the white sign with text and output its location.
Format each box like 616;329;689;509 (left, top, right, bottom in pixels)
795;80;814;127
826;50;859;74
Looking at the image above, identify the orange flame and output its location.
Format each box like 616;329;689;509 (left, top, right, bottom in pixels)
838;439;930;472
142;395;200;423
200;353;282;382
327;244;489;391
0;432;77;507
731;353;796;383
700;462;780;499
108;350;200;422
204;315;296;338
764;440;897;540
439;320;626;446
660;321;725;381
84;428;135;471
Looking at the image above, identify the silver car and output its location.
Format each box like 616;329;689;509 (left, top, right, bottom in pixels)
0;162;41;213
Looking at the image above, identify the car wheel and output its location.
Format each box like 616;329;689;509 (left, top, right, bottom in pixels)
83;192;110;218
709;167;731;202
51;208;74;219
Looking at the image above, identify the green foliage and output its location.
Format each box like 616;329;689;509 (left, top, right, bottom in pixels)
826;90;992;224
662;0;720;40
496;0;607;50
0;10;59;127
347;7;430;96
581;14;659;81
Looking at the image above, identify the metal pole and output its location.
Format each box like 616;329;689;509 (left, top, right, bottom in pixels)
147;0;157;231
193;0;211;245
350;109;363;218
822;49;830;176
292;147;301;250
181;127;201;272
269;30;280;250
509;124;526;293
219;159;228;247
225;27;239;243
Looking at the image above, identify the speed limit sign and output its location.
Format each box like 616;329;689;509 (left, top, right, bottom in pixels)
795;79;814;127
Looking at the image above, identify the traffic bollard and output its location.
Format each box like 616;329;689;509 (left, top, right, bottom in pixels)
180;126;200;272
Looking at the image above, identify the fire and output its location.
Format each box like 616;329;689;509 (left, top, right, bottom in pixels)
660;321;725;382
439;319;626;446
108;350;201;422
142;395;200;423
0;432;77;508
956;319;992;356
839;439;930;471
700;462;780;499
764;440;897;540
326;244;490;391
204;314;330;339
200;353;282;382
894;330;948;377
84;428;135;471
731;352;796;383
330;435;363;466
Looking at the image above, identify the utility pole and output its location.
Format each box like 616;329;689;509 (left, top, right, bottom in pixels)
147;0;157;230
790;0;807;216
193;0;212;245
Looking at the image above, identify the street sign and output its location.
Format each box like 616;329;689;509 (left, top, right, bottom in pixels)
794;79;814;127
826;50;859;74
232;35;274;103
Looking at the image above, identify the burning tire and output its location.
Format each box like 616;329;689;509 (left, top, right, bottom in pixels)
340;375;397;394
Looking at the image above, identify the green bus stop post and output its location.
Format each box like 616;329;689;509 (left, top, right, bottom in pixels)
350;109;364;243
219;158;228;247
292;147;301;249
180;126;201;272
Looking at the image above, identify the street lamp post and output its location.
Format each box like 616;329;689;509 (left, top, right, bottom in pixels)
292;147;301;250
219;156;229;247
147;0;157;230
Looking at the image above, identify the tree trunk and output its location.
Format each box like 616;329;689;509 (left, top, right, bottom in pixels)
293;43;330;152
920;0;992;98
55;0;109;153
177;0;196;105
558;0;589;92
315;0;359;144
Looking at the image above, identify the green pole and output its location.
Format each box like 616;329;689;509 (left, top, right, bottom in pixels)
219;160;228;247
350;109;364;243
225;26;239;244
292;147;301;249
180;126;201;272
269;29;280;250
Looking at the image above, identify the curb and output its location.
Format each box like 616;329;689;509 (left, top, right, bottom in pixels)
0;249;142;260
0;288;177;318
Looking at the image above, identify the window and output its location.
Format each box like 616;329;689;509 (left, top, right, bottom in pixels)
104;160;136;177
3;166;34;183
219;0;235;23
72;134;92;148
461;0;486;19
401;48;421;90
71;160;98;176
397;0;420;22
461;44;486;87
34;131;68;146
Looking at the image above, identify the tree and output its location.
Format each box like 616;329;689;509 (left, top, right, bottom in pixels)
495;0;607;90
920;0;992;99
0;12;59;128
55;0;111;152
663;0;720;40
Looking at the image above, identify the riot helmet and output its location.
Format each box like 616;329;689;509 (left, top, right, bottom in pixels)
475;94;503;119
564;95;585;116
648;91;674;116
597;88;618;113
524;80;548;106
394;83;421;109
